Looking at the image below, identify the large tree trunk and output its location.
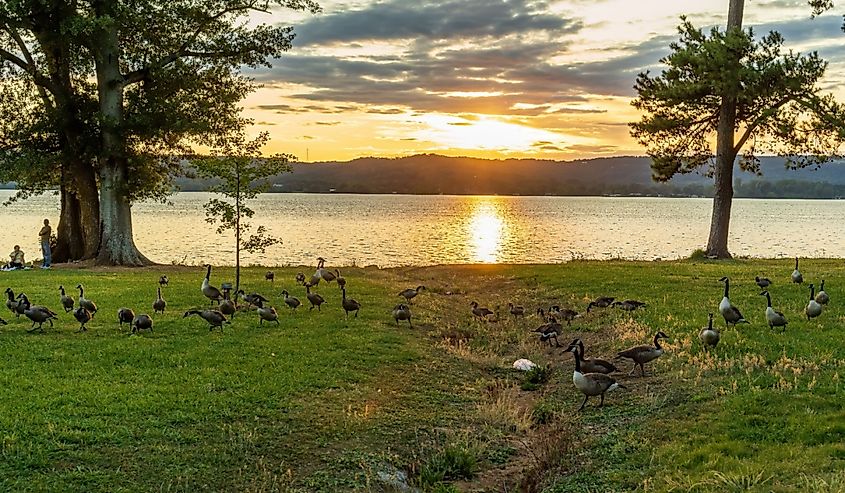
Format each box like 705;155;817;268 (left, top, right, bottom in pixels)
91;5;150;266
705;0;745;259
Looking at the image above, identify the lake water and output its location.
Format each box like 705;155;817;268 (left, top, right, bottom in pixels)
0;191;841;266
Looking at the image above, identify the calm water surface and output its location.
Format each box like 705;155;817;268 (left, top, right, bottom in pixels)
0;191;842;266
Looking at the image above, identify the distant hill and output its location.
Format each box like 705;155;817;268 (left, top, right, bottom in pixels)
174;154;845;198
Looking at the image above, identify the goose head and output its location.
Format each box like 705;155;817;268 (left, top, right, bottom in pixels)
718;276;728;283
655;331;669;340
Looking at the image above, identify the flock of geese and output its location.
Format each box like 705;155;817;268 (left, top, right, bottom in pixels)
0;256;833;412
0;257;419;335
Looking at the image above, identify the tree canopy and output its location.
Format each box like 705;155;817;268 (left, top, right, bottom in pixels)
631;18;845;183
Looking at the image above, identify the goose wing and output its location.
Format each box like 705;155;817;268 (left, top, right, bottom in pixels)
617;344;651;359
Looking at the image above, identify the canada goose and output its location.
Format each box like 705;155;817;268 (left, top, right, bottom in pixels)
392;303;412;327
159;275;169;287
316;257;336;284
335;269;346;289
341;287;361;318
76;284;97;318
132;314;153;333
399;286;425;304
17;294;58;332
183;309;228;331
201;265;223;304
806;284;823;320
612;300;646;311
533;317;563;347
760;291;788;330
566;345;625;410
265;271;275;283
254;299;279;325
718;277;749;327
755;276;772;291
73;307;93;332
567;338;618;374
10;291;27;318
281;290;301;311
5;288;22;316
304;282;326;311
616;331;669;376
219;289;236;317
470;301;494;320
699;313;720;348
295;272;306;285
816;279;830;305
59;285;75;312
507;302;525;318
791;257;803;284
549;305;579;324
152;287;167;314
236;290;269;309
586;296;615;312
118;308;135;329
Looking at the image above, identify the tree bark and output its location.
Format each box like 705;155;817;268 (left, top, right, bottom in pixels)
91;4;150;266
705;0;745;259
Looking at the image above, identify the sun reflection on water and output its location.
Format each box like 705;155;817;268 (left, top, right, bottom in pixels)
468;199;507;263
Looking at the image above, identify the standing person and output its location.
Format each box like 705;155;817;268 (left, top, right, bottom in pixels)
39;218;52;269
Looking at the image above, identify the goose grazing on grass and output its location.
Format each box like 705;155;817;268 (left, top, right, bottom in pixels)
718;277;749;327
254;299;279;325
699;313;720;349
341;287;361;318
153;287;167;314
265;271;275;283
760;291;788;330
816;279;830;305
392;303;412;328
549;305;579;324
586;296;615;312
236;290;269;309
534;317;563;347
612;300;646;312
281;290;301;311
76;284;97;318
470;301;494;320
616;331;669;377
791;257;803;284
59;285;75;312
73;307;93;332
507;302;525;318
399;286;425;304
201;265;223;305
566;345;625;411
304;282;326;311
806;284;823;320
183;309;228;331
132;314;153;333
755;276;772;291
118;308;135;329
567;338;618;374
219;289;236;317
17;294;58;332
335;270;346;289
295;272;306;285
159;275;169;287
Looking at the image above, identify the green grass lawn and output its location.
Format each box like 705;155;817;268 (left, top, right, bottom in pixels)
1;260;844;492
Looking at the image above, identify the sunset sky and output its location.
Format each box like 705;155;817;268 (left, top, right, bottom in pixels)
244;0;845;162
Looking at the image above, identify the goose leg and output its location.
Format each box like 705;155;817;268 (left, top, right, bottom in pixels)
355;310;359;318
408;319;413;329
639;363;646;377
599;393;605;408
578;395;589;411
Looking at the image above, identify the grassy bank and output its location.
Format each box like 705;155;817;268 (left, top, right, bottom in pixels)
0;260;843;492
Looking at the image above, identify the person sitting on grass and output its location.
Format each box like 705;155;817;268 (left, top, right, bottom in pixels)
6;245;25;270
